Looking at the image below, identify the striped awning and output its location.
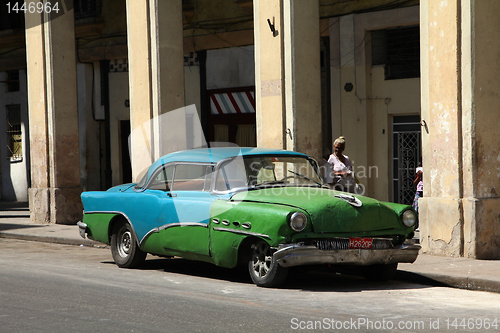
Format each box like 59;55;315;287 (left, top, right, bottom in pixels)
210;91;255;115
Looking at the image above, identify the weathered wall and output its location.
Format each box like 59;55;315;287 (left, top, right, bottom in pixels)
461;0;500;258
329;6;420;200
420;0;500;259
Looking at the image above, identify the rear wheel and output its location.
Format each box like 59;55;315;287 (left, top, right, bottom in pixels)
111;222;146;268
248;240;288;287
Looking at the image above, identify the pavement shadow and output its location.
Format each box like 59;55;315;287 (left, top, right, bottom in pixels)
395;270;450;288
0;223;44;231
102;256;435;292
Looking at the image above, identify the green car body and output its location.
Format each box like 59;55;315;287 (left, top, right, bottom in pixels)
79;147;420;287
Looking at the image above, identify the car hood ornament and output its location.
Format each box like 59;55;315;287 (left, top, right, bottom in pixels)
334;193;362;207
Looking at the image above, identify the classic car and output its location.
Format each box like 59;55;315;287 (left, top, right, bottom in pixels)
78;147;420;287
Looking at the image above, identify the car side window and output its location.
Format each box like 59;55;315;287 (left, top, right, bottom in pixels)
215;159;248;191
147;165;174;191
172;164;214;191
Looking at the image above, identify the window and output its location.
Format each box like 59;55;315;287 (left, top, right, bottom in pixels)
172;164;213;191
74;0;102;19
6;71;20;92
148;165;174;191
215;156;322;191
6;105;22;162
372;26;420;80
147;164;214;192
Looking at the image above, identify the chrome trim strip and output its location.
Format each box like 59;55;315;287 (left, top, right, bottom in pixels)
212;227;270;239
82;211;140;245
84;210;132;218
159;222;209;230
140;222;208;245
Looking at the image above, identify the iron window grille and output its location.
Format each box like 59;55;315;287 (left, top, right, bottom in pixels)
372;26;420;80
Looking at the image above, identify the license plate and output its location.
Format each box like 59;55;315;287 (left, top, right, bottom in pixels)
349;237;373;249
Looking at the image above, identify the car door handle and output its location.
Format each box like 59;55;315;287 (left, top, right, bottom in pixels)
167;192;177;197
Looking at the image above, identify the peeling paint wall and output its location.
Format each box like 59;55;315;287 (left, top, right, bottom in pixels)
421;0;500;259
329;6;420;200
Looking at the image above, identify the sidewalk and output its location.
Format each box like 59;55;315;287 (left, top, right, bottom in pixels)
1;202;499;293
0;201;101;247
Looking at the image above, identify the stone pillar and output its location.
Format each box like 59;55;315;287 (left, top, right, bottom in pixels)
460;0;500;259
150;0;186;158
283;0;322;161
254;0;286;150
126;0;185;181
126;0;153;180
420;0;500;259
25;1;82;224
254;0;322;159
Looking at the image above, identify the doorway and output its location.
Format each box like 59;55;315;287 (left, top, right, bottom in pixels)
392;115;421;205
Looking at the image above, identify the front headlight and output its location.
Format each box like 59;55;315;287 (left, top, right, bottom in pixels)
289;212;308;232
401;209;417;227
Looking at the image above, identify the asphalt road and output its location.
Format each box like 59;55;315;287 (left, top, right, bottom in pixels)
1;238;500;333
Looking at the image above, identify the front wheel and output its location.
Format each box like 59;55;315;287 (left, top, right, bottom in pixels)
111;222;146;268
248;240;288;287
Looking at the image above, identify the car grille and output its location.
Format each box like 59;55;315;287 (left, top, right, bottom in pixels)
305;238;394;251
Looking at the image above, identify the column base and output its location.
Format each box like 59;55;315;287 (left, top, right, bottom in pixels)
419;196;500;259
418;197;463;257
463;197;500;259
29;187;83;225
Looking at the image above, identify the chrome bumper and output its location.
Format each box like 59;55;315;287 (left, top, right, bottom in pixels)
77;221;88;239
273;243;421;268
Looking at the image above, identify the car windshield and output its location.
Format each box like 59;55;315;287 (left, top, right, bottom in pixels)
215;155;322;192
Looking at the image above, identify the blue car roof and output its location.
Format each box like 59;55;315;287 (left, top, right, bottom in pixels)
145;147;309;181
153;147;308;167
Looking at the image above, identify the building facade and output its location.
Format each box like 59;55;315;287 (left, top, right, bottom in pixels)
0;0;498;259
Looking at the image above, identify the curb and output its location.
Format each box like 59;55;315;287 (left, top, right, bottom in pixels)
0;232;104;248
395;270;500;293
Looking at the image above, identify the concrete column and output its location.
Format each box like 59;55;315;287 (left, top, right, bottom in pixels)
126;0;153;180
126;0;185;180
283;0;322;161
150;0;186;158
25;1;82;224
254;0;322;159
420;0;500;259
254;0;286;150
460;0;500;259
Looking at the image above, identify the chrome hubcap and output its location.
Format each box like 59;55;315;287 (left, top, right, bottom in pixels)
252;242;272;278
117;228;132;258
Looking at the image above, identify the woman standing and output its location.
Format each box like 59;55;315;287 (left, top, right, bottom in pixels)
327;136;355;192
412;163;423;231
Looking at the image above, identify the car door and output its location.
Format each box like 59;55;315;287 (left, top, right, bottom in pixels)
159;163;217;259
